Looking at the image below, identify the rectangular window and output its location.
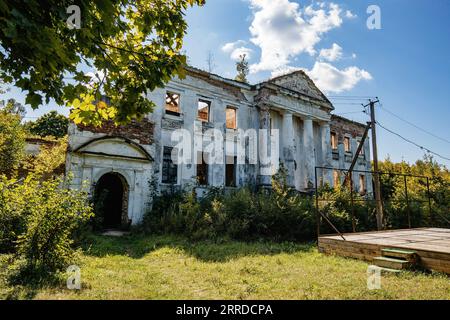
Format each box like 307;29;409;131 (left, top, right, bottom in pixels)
198;100;210;122
225;156;237;187
197;152;208;185
165;92;180;116
226;107;237;129
162;147;177;184
331;132;338;150
333;170;340;188
357;139;365;155
344;136;351;152
359;174;366;195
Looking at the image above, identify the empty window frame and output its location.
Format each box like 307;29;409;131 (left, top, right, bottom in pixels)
197;152;209;185
333;170;340;188
344;136;351;152
356;139;365;155
165;92;180;116
226;107;237;129
197;100;211;122
162;147;178;184
359;174;366;195
331;132;338;150
225;156;237;187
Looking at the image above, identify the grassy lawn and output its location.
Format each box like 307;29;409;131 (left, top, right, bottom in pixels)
1;234;449;300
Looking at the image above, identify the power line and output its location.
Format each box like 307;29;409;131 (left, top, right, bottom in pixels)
376;120;450;161
334;111;366;116
378;104;450;145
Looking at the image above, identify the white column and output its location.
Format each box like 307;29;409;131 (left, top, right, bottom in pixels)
258;104;272;186
320;122;332;186
303;117;316;189
282;111;295;186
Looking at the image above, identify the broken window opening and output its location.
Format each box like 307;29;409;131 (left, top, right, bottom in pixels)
331;132;338;150
225;156;237;187
333;170;340;188
226;107;237;129
359;174;366;195
198;100;211;122
165;92;180;116
344;136;351;152
197;152;209;186
162;147;178;184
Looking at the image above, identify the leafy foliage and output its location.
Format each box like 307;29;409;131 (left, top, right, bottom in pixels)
0;175;93;274
0;0;205;125
142;167;316;241
378;155;449;228
22;137;67;179
0;104;26;176
26;111;69;138
16;178;93;273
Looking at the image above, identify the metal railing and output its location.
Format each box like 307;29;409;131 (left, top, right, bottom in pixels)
314;166;448;240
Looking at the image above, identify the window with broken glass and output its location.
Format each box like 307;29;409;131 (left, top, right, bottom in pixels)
162;147;177;184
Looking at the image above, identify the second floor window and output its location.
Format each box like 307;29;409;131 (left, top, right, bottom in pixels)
226;107;237;129
357;139;365;155
198;100;210;122
165;92;180;116
331;132;337;150
344;137;351;152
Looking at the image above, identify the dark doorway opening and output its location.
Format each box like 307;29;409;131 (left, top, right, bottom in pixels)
95;173;127;229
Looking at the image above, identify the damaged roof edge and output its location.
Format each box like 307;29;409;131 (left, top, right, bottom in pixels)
185;66;333;107
331;114;369;129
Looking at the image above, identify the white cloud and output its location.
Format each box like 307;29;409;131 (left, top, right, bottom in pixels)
221;40;253;60
222;40;246;53
248;0;344;73
305;61;372;93
270;66;301;78
319;43;343;62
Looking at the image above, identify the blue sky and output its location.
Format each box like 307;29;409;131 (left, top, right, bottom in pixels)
2;0;450;166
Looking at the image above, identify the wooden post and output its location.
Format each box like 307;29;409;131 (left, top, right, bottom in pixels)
369;99;384;230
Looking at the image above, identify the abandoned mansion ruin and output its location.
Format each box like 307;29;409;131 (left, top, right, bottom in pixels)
66;67;373;228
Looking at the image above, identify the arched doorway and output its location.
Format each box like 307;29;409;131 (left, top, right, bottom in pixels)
94;172;129;229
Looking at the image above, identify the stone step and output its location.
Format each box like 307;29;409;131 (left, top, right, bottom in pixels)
381;248;418;263
373;256;411;270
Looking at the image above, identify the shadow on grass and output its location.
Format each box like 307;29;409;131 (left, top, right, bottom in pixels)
81;233;316;262
0;257;66;300
0;234;315;299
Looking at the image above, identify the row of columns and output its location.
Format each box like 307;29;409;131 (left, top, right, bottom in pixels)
258;104;332;190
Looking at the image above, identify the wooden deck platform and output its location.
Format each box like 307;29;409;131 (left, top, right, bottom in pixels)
318;228;450;274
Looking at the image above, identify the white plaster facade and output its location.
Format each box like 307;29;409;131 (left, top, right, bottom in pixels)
66;67;373;226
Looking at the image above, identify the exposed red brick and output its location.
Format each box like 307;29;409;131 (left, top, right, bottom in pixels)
330;115;367;142
77;119;154;145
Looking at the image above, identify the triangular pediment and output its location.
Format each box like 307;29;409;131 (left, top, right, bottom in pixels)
269;70;329;103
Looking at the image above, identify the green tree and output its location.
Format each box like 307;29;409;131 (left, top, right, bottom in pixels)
235;54;249;83
0;0;205;126
27;111;69;138
0;103;26;176
0;98;26;119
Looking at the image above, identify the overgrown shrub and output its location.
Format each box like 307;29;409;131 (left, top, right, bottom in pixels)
0;175;93;274
142;167;317;241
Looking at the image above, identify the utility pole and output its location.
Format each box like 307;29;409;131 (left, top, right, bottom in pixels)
368;99;384;230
